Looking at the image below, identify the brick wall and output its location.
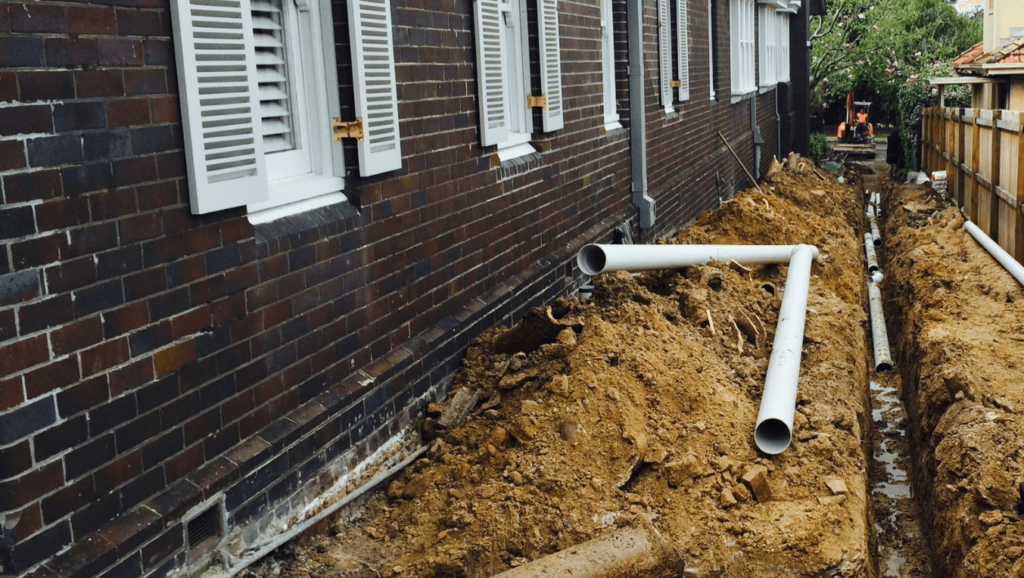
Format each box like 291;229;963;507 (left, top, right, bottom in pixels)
0;0;806;576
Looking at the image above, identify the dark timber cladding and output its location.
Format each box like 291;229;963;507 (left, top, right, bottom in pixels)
0;0;810;576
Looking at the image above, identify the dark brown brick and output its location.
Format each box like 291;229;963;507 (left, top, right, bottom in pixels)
0;105;52;137
10;3;67;33
0;71;17;102
113;156;157;186
123;69;166;96
45;37;98;67
109;358;154;397
54;101;107;132
128;320;172;357
119;213;162;245
83;128;132;162
162;443;203;484
46;258;96;295
74;278;125;317
5;519;71;573
96;245;143;281
80;337;130;377
57;375;109;418
0;139;26;171
0;37;44;67
123;267;167;302
143;39;172;66
0;441;32;480
0;461;62;511
130;125;179;155
34;415;88;461
50;316;103;356
0;376;25;412
136;180;179;211
41;474;94;524
48;530;117;578
0;310;15;342
149;96;179;124
103;301;150;338
107;97;151;127
18;294;74;336
68;5;117;36
94;450;142;494
4;169;62;203
116;9;161;36
0;334;49;376
97;507;161;558
35;197;91;232
170;307;211;338
140;524;183;571
24;356;80;399
64;433;115;480
11;233;66;270
17;70;75;101
98;38;143;67
75;69;125;98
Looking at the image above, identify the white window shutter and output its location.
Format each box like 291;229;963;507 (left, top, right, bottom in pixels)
677;0;689;101
169;0;270;215
658;0;672;108
349;0;402;176
475;0;509;146
537;0;564;132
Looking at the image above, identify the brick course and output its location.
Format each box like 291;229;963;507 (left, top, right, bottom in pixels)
0;0;805;575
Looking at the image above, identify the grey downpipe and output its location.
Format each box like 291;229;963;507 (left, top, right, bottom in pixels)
750;95;763;180
775;88;781;159
627;0;655;229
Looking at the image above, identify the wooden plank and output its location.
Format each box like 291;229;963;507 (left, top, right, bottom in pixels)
971;113;981;222
1017;123;1024;262
990;111;1002;243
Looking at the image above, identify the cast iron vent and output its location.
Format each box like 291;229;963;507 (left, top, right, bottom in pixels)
187;505;222;550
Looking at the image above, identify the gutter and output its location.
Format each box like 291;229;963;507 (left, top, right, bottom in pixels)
627;0;655;229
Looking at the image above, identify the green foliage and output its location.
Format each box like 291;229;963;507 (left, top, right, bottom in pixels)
810;0;982;104
810;133;829;165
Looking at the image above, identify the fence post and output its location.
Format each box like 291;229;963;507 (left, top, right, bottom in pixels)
971;110;981;222
1017;123;1024;262
991;110;1002;241
957;109;966;207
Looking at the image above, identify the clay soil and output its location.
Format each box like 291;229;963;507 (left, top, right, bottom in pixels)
256;160;877;578
884;184;1024;577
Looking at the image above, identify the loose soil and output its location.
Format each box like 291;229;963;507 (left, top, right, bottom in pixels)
884;183;1024;577
253;159;878;578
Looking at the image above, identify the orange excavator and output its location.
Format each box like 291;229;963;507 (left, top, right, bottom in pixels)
835;92;876;159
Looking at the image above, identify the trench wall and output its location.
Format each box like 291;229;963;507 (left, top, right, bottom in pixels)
0;1;802;577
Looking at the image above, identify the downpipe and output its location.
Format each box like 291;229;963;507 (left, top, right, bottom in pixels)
867;274;893;372
963;220;1024;287
754;245;816;455
577;243;820;455
626;0;655;229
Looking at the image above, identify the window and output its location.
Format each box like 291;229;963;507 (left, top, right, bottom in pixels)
757;4;776;89
169;0;402;218
729;0;755;97
777;9;790;83
708;0;715;100
475;0;564;159
600;0;620;128
659;0;689;111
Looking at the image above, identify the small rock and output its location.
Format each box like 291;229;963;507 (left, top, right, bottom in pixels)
664;453;703;487
825;478;848;495
556;328;577;346
732;483;751;502
980;510;1003;526
488;427;507;446
720;489;738;508
393;566;405;574
402;472;432;499
741;465;772;502
626;493;643;504
521;400;544;414
546;375;570;397
511;472;524;485
559;420;577;441
643;447;668;464
387;480;405;499
817;495;846;506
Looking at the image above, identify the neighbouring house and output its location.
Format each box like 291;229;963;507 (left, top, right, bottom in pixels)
0;0;812;576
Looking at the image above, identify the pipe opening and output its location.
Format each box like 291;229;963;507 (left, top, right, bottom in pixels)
754;418;792;455
706;271;724;291
761;283;776;296
578;246;607;276
876;362;893;372
868;264;880;273
873;238;882;249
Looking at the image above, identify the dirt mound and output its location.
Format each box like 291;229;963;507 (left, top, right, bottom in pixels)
261;161;874;578
884;184;1024;578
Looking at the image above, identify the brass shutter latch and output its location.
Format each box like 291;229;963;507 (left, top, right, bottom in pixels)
332;117;364;142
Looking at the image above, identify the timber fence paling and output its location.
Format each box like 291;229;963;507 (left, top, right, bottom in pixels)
925;106;1024;262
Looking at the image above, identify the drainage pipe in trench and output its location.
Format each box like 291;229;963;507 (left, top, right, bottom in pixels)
577;243;819;455
963;220;1024;287
867;205;882;248
864;233;880;273
867;275;893;372
490;522;685;578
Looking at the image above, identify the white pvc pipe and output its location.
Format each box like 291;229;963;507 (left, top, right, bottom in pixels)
964;221;1024;287
867;279;893;372
577;244;819;276
868;213;882;248
864;233;880;273
755;245;816;455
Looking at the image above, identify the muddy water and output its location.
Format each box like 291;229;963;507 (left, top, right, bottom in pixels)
861;153;931;577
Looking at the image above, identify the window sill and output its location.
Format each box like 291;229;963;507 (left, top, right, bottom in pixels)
730;91;756;104
758;85;777;94
603;120;623;133
496;142;538;163
248;188;348;224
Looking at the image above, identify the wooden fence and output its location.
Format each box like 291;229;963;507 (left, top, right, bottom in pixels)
922;106;1024;261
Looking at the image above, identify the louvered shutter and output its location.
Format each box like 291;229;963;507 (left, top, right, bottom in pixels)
658;0;672;108
170;0;269;215
251;0;294;154
474;0;509;146
537;0;564;132
349;0;402;175
677;0;689;101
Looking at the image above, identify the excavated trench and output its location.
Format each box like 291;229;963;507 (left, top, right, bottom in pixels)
236;157;1018;578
